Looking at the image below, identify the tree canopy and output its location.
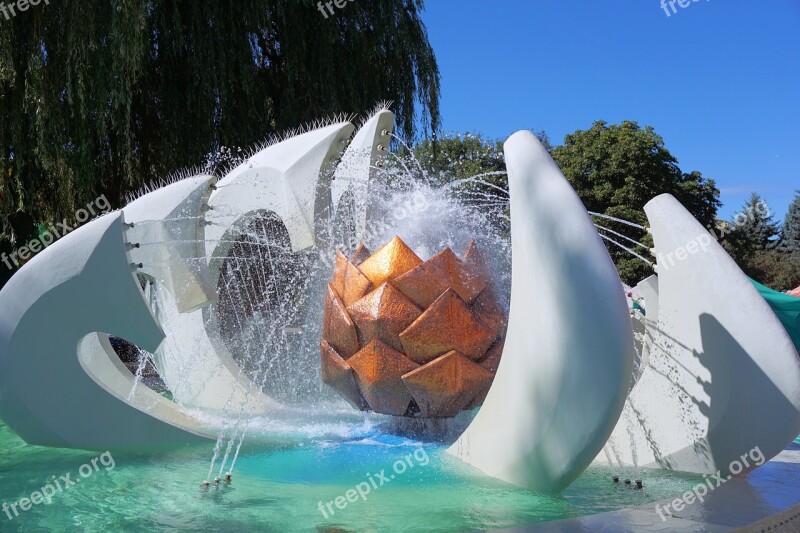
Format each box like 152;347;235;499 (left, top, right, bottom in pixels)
725;193;780;261
551;121;720;284
0;0;441;247
723;193;800;291
779;191;800;254
413;131;551;233
413;122;721;286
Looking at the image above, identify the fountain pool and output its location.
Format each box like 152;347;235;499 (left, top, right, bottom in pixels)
0;419;709;532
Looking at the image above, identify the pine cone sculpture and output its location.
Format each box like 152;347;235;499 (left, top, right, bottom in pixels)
321;236;507;418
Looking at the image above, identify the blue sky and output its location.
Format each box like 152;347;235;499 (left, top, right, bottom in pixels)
420;0;800;221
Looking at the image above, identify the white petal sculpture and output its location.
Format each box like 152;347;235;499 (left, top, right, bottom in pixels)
205;121;355;276
194;120;355;409
629;274;659;386
0;212;213;449
331;108;395;247
117;114;388;413
125;174;217;313
0;113;386;448
597;194;800;475
124;175;274;413
448;131;636;493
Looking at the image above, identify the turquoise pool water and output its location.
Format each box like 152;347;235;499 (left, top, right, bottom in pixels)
0;418;711;532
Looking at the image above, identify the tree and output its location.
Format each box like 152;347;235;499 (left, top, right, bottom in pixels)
414;123;720;286
723;192;800;290
551;121;721;285
738;251;800;292
0;0;441;255
725;193;781;263
415;133;506;188
778;191;800;254
414;131;551;232
414;130;550;185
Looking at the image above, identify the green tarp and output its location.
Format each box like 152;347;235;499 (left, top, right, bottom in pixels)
751;278;800;353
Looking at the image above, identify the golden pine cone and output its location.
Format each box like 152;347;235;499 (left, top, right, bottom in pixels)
321;236;506;418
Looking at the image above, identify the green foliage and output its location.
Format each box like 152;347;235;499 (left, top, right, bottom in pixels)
413;123;722;286
739;251;800;292
779;191;800;254
728;193;780;257
414;131;549;233
550;120;720;285
415;133;505;188
722;194;799;290
551;121;720;227
0;0;441;247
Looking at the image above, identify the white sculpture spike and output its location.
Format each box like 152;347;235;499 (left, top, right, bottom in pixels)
448;131;635;492
205;121;356;285
0;212;214;449
123;175;274;413
124;173;217;313
331;108;395;248
596;194;800;475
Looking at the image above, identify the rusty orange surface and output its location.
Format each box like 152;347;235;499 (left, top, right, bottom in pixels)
472;287;507;337
347;339;419;416
321;237;508;418
399;288;497;363
351;243;371;265
402;351;494;418
321;340;368;410
394;246;487;307
347;282;422;353
331;250;349;299
322;284;360;358
357;236;422;287
478;337;505;373
342;260;373;307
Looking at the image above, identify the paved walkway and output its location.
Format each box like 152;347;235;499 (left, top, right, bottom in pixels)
499;444;800;532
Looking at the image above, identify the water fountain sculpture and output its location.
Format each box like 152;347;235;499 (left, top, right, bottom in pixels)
1;107;799;496
594;194;800;477
123;174;273;414
0;212;213;448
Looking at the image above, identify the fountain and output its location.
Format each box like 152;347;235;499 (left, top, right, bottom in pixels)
0;106;799;530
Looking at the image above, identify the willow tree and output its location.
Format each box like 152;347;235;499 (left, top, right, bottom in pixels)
0;0;440;252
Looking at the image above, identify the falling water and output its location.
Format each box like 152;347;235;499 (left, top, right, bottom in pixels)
206;432;225;483
121;151;668;491
126;347;150;403
123;144;536;484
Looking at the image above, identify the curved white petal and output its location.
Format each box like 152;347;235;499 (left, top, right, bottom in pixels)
0;213;213;449
124;176;274;414
205;122;355;281
125;174;216;312
596;194;800;475
331;109;395;246
448;131;635;492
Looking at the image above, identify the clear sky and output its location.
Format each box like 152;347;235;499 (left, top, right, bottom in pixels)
420;0;800;221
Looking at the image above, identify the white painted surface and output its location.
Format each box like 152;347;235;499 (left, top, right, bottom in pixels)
596;194;800;475
0;213;213;449
125;174;216;313
448;131;635;492
205;122;355;285
125;176;272;413
331;109;395;246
